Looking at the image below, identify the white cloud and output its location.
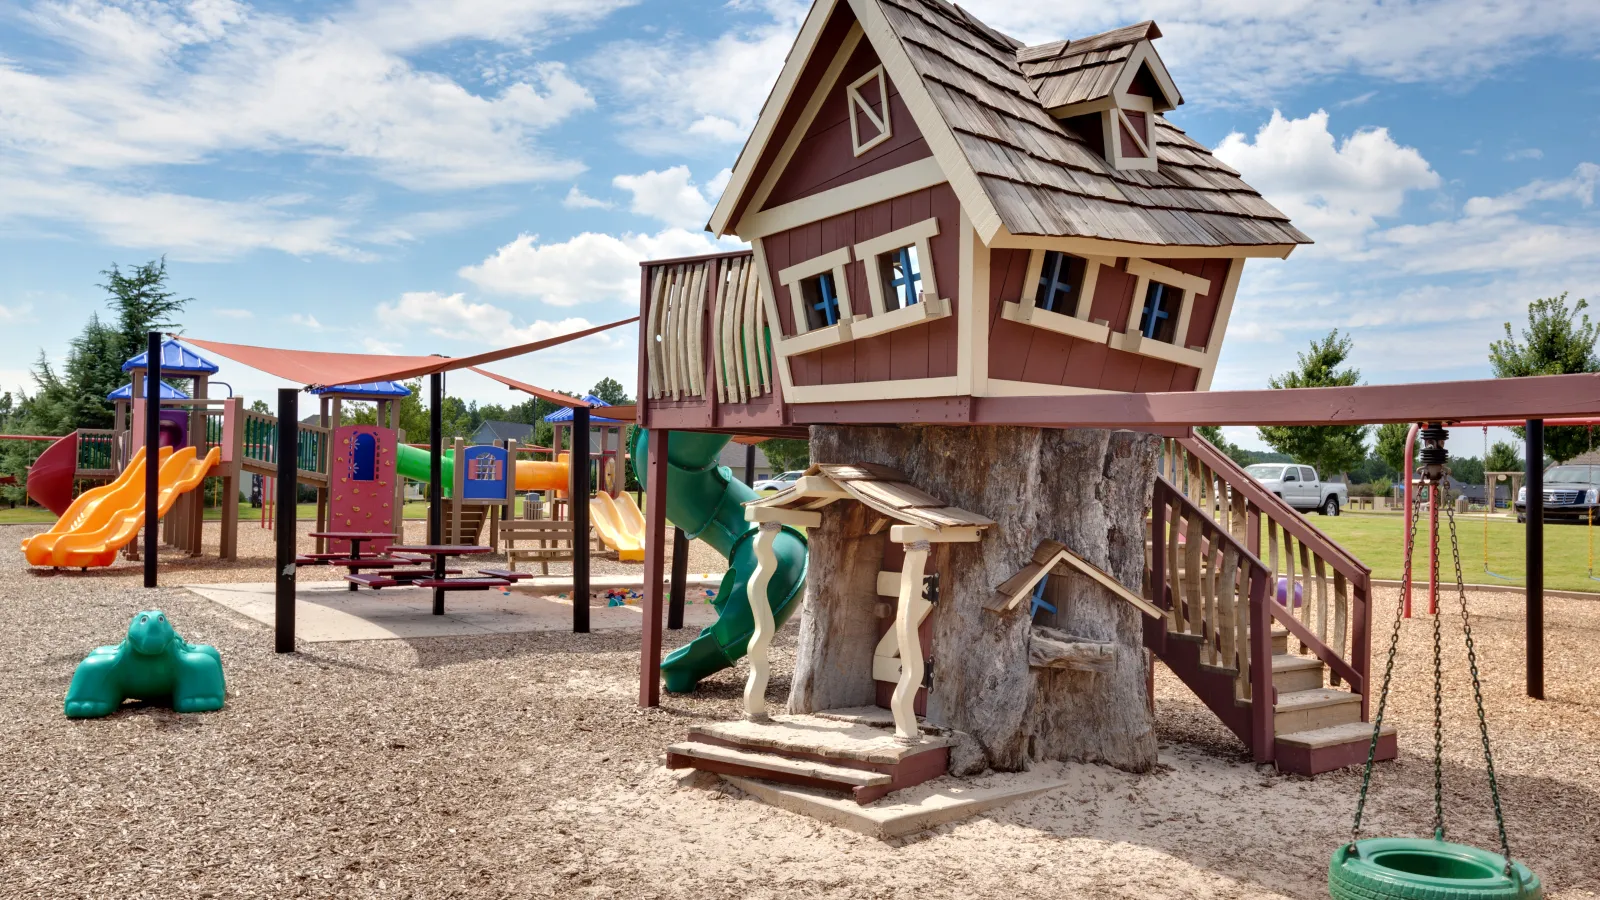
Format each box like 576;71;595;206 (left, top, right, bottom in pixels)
362;337;400;354
1462;163;1599;218
459;228;740;306
612;166;719;229
589;1;809;153
1215;110;1440;255
288;313;325;330
376;291;600;345
1505;148;1545;162
1335;91;1377;109
563;186;614;210
0;303;32;323
214;308;254;319
958;0;1600;107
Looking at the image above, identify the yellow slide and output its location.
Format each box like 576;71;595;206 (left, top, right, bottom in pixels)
22;446;220;569
589;492;646;562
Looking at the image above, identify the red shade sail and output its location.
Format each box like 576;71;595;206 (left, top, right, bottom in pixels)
469;367;590;408
179;317;638;389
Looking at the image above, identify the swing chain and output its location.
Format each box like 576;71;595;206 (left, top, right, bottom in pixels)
1444;503;1515;874
1351;495;1421;847
1432;504;1446;840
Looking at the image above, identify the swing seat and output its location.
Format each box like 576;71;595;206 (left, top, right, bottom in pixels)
1329;838;1541;900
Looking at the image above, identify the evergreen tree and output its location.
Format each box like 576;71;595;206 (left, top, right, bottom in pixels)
101;258;192;363
760;438;811;473
1257;330;1371;478
1488;293;1600;462
1485;440;1523;474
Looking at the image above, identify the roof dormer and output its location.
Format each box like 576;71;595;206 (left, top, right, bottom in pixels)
1018;21;1182;173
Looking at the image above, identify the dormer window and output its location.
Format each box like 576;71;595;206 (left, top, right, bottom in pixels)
801;272;843;330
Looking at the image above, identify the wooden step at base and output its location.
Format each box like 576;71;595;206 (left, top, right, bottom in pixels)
678;713;952;804
1274;688;1362;735
1275;722;1398;776
1271;627;1289;654
1272;653;1326;693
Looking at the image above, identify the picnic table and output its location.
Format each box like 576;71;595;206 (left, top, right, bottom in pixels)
389;545;499;615
310;531;402;591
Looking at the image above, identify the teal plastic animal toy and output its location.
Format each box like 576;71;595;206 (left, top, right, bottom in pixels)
64;610;226;718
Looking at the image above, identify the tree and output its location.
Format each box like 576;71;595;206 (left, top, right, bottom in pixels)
760;438;810;473
1374;423;1414;475
1195;425;1253;467
1489;293;1600;462
101;258;191;363
1485;440;1522;474
590;377;632;407
1257;330;1372;477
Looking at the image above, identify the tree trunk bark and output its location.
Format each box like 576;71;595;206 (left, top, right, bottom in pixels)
789;425;1159;774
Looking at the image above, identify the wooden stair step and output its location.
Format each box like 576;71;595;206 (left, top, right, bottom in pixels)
666;742;891;787
1272;653;1326;692
1273;687;1362;735
1276;721;1396;750
1275;721;1399;776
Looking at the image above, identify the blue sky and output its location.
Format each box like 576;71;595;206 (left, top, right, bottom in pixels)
2;0;1597;451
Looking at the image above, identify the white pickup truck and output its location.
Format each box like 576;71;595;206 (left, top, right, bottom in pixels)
1245;464;1347;516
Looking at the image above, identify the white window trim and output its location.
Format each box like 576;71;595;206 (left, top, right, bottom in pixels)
849;217;950;342
1107;258;1212;367
776;246;855;337
1000;250;1114;344
1103;97;1157;172
847;66;892;158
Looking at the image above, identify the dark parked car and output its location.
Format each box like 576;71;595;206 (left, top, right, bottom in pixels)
1515;465;1600;523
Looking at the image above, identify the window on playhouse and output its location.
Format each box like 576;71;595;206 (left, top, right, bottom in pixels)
800;272;843;331
1137;279;1182;344
1034;250;1087;316
348;433;378;482
847;66;892;157
881;245;922;311
470;455;503;482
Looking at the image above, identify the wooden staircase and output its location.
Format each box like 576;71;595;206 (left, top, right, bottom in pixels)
666;708;952;805
1145;434;1397;776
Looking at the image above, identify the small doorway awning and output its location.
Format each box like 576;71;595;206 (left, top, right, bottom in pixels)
745;462;993;540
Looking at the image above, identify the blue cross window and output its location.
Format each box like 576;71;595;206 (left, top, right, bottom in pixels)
801;272;842;331
1139;280;1181;344
884;245;922;310
1034;250;1086;316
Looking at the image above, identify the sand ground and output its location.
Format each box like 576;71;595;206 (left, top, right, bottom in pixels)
2;521;1596;899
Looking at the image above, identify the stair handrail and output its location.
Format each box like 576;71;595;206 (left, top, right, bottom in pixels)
1171;432;1371;715
1151;474;1275;760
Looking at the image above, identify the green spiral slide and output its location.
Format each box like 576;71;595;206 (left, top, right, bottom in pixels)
632;430;809;693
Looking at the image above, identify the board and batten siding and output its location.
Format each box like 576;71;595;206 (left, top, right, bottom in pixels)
762;36;934;209
762;184;963;387
987;248;1229;392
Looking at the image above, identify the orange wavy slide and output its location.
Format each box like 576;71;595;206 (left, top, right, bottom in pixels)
21;446;220;569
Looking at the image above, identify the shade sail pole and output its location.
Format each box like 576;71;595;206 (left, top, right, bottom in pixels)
143;332;161;588
572;405;590;634
1526;419;1544;700
274;388;298;653
430;372;444;616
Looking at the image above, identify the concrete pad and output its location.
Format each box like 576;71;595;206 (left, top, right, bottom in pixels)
187;580;719;643
722;769;1070;840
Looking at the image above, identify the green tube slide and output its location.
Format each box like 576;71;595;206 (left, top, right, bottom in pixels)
632;429;809;693
395;444;454;497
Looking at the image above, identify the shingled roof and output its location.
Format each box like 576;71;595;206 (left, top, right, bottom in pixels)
875;0;1308;247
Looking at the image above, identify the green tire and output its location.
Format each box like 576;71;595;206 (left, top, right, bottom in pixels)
1329;839;1541;900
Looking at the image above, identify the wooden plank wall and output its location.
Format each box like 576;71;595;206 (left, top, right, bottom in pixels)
765;184;962;387
988;249;1228;392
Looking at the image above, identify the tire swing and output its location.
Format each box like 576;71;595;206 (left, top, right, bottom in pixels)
1330;425;1542;900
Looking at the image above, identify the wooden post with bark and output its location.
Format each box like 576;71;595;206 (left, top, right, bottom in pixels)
788;425;1160;774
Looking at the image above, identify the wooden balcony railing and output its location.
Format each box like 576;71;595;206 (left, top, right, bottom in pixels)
643;251;771;405
1160;434;1372;717
75;429;120;477
240;410;330;483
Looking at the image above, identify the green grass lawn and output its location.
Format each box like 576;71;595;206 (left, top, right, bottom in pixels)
1310;512;1600;594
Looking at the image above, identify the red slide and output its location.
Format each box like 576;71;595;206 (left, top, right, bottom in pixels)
27;433;77;517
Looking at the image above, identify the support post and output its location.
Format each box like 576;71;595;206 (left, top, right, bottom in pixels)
572;405;591;633
143;332;161;588
274;388;298;653
889;539;932;741
639;428;670;707
429;372;444;616
1525;419;1544;700
743;522;782;720
668;527;688;630
744;443;756;486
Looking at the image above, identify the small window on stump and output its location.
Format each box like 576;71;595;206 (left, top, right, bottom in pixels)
1034;250;1087;316
800;271;843;330
1138;280;1182;344
881;245;923;311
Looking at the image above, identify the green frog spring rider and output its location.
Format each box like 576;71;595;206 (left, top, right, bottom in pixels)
64;610;226;718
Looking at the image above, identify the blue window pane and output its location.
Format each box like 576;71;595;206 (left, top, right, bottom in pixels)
886;246;922;310
1139;280;1181;343
1034;251;1085;316
802;272;841;330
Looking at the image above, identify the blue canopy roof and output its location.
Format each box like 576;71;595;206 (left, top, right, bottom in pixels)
544;395;625;424
121;338;220;374
107;382;190;401
310;381;412;398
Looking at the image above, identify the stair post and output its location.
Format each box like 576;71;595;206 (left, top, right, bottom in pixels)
742;521;783;720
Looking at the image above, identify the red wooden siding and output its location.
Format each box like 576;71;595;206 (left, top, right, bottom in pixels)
763;184;962;387
987;249;1222;392
763;39;933;209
